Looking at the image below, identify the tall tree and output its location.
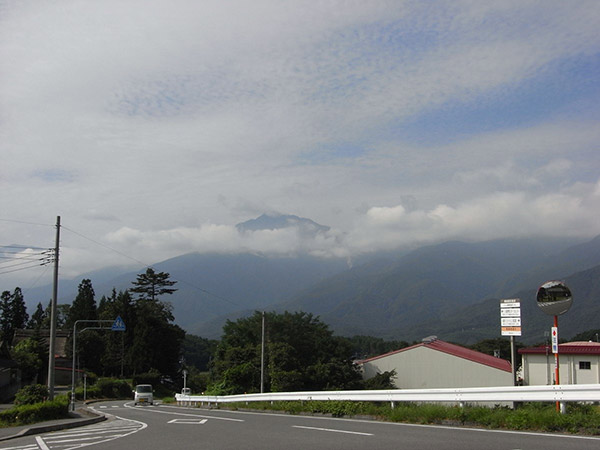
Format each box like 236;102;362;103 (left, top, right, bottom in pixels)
99;289;136;377
65;279;103;374
130;268;177;302
128;269;183;377
0;288;29;347
66;279;97;329
27;302;47;330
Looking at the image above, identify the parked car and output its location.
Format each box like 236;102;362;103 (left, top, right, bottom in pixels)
133;384;154;405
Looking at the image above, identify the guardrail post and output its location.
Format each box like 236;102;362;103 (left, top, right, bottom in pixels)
390;401;395;409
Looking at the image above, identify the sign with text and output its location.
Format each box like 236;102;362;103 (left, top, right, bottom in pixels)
551;326;559;354
500;298;521;336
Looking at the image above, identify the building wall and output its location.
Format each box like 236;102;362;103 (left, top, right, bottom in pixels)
522;353;600;385
362;346;513;389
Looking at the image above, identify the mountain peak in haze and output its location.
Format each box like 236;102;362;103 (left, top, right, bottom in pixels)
236;213;330;235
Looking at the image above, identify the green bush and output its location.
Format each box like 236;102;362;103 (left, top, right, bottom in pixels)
75;378;132;400
14;384;49;405
0;396;69;427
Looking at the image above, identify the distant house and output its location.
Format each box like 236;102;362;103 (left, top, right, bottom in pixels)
357;337;513;390
519;341;600;386
13;329;75;386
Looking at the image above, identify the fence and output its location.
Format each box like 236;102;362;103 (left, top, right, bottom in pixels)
175;384;600;408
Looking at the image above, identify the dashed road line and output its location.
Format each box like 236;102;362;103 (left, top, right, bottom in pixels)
292;425;373;436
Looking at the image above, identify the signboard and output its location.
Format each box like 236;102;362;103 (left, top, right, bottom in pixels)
551;326;559;354
500;298;521;336
112;316;126;331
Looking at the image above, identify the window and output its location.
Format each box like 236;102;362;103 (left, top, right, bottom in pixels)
579;361;591;370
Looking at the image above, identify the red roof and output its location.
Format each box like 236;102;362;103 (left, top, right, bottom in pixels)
357;339;512;373
519;341;600;355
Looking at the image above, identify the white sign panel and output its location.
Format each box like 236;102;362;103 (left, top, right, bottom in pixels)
551;326;558;354
500;298;521;336
501;308;521;317
501;317;521;327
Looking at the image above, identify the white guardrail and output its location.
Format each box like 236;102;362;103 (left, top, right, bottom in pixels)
176;384;600;406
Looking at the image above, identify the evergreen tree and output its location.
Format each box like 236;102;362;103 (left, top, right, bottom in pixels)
130;268;177;302
27;302;47;330
99;289;135;377
128;269;183;378
65;279;103;374
66;279;97;329
0;288;29;347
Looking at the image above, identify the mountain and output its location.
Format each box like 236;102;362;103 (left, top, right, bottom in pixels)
13;211;599;345
19;214;349;333
399;264;600;345
269;236;600;343
236;213;330;235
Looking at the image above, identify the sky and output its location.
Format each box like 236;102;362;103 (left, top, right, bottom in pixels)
1;0;599;290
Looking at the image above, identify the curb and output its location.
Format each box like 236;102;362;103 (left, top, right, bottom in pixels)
0;408;106;442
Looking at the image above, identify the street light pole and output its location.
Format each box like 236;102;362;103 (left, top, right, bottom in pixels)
71;320;113;411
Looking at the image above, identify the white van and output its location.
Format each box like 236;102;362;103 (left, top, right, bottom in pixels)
133;384;154;405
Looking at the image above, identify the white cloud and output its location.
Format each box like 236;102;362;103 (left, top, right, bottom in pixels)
0;1;599;287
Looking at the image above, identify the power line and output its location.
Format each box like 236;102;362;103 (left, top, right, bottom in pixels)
61;226;148;267
0;218;53;227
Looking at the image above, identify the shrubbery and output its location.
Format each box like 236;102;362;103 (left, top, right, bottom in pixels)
75;378;132;400
14;384;49;405
0;395;69;427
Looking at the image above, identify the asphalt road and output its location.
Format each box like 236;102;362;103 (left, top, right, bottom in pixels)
2;400;600;450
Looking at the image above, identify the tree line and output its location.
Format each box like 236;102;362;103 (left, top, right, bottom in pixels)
1;268;184;386
4;272;598;396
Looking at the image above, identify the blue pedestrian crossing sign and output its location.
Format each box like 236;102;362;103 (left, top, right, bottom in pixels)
112;316;126;331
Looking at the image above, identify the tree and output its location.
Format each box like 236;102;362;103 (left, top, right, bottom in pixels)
65;279;103;374
12;338;44;383
182;334;218;372
0;287;29;347
128;269;183;377
66;279;97;329
98;289;135;377
130;268;177;302
211;311;362;394
27;302;47;330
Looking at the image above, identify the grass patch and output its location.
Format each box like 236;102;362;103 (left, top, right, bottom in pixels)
212;401;600;435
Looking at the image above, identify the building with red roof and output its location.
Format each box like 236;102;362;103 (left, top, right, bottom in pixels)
357;336;513;390
519;341;600;385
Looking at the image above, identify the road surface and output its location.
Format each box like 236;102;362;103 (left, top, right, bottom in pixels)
2;400;599;450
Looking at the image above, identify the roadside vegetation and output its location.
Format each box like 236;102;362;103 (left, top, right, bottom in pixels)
215;400;600;435
0;385;69;428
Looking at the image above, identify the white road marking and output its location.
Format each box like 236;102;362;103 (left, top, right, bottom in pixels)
124;403;244;422
34;437;49;450
292;425;373;436
40;414;147;449
168;419;208;424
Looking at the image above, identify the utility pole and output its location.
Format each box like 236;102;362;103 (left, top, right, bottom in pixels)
47;216;60;400
260;311;265;393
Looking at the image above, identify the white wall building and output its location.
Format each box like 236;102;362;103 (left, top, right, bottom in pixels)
519;342;600;386
357;337;513;389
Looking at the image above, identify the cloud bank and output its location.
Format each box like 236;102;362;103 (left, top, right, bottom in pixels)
0;1;599;286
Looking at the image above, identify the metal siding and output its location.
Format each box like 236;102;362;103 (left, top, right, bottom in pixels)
362;346;512;389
